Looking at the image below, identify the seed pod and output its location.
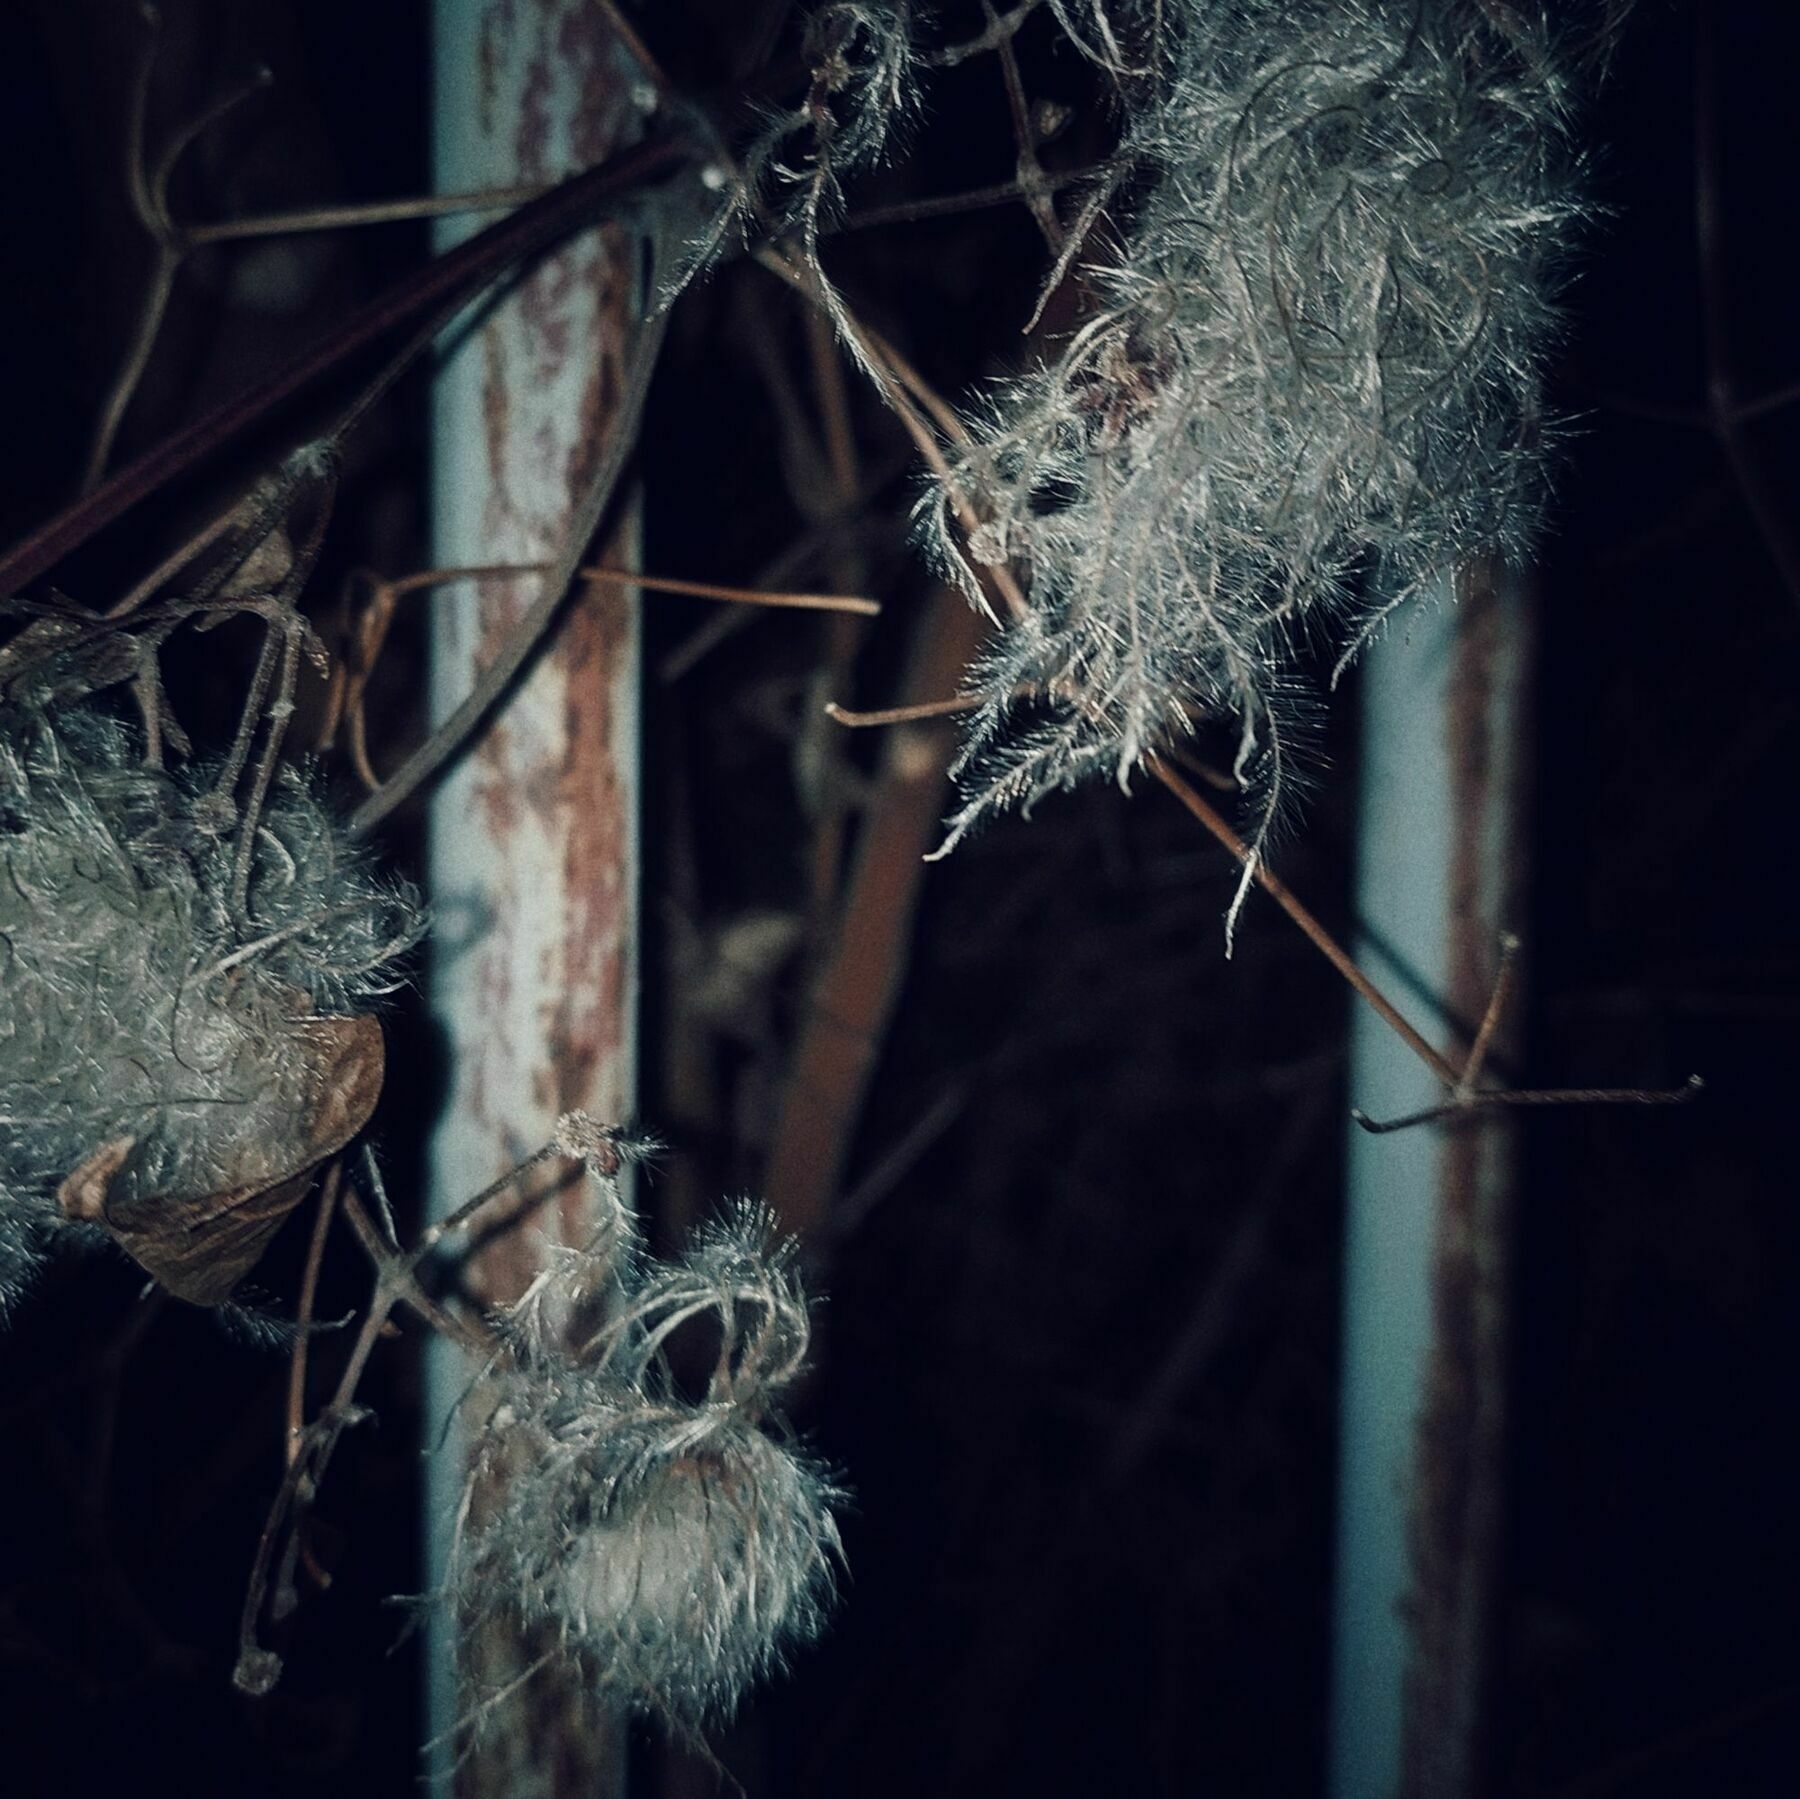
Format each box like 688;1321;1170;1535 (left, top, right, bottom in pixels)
0;702;420;1312
928;1;1583;888
452;1203;842;1729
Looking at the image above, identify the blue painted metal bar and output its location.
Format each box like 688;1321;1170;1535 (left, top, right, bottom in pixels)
427;3;649;1790
1330;565;1532;1798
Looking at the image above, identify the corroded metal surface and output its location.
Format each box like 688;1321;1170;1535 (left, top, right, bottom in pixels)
1399;563;1533;1799
428;2;646;1790
1331;565;1532;1799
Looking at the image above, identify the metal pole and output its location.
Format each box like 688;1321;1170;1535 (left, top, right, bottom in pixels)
426;3;648;1789
1329;565;1533;1799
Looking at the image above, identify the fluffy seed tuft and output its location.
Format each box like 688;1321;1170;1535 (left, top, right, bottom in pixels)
926;1;1584;918
0;701;422;1313
449;1188;841;1732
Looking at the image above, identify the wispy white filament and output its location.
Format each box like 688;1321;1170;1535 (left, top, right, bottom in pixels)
0;702;422;1312
924;0;1582;897
448;1183;841;1732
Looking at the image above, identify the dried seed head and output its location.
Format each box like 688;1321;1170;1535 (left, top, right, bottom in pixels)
451;1201;842;1731
0;701;422;1313
927;1;1585;907
662;3;919;355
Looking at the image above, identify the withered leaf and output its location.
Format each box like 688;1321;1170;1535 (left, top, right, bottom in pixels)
56;1012;385;1305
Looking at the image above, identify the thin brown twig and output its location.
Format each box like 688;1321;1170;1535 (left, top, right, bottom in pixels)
231;606;323;919
418;1138;596;1258
1148;752;1464;1087
286;1163;342;1468
78;4;169;495
827;693;982;727
82;249;180;497
1344;926;1706;1133
755;246;1033;627
986;3;1064;252
753;250;944;458
80;18;270;493
211;620;278;806
235;1260;396;1693
101;454;310;622
2;135;692;599
1350;1075;1705;1136
1161;742;1240;794
149;64;273;210
183;184;547;245
285;1163;345;1594
597;0;673;99
925;0;1045;66
1458;932;1519;1093
234;1129;613;1694
656;456;910;681
384;562;878;614
841;163;1106;233
824;690;1241;805
336;1186;491;1355
332;556;880;783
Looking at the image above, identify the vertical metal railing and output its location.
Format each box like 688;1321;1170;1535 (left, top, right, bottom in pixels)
426;3;648;1789
1330;566;1533;1798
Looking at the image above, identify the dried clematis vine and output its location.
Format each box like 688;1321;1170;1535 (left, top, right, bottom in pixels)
446;1150;842;1734
924;0;1586;927
0;699;421;1312
667;2;919;359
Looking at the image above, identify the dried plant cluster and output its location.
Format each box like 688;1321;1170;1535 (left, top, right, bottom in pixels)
0;699;421;1312
0;0;1614;1770
920;0;1582;894
743;3;916;236
448;1148;840;1732
676;0;920;367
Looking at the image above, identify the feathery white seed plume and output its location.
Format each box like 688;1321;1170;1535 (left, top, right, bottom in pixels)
0;701;421;1313
926;0;1583;914
449;1180;841;1732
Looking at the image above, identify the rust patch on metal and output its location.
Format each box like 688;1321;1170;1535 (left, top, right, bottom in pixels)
1400;561;1531;1799
515;243;578;380
449;8;641;1784
475;1;511;138
567;243;626;498
515;25;555;183
480;327;514;529
547;301;633;1244
567;11;641;166
457;0;641;1201
548;575;631;1154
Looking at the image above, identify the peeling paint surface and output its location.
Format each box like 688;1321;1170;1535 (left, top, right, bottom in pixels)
1329;568;1531;1799
428;2;644;1789
1397;563;1531;1799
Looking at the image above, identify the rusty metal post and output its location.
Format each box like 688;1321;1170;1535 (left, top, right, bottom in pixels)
1329;565;1533;1799
425;3;648;1789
